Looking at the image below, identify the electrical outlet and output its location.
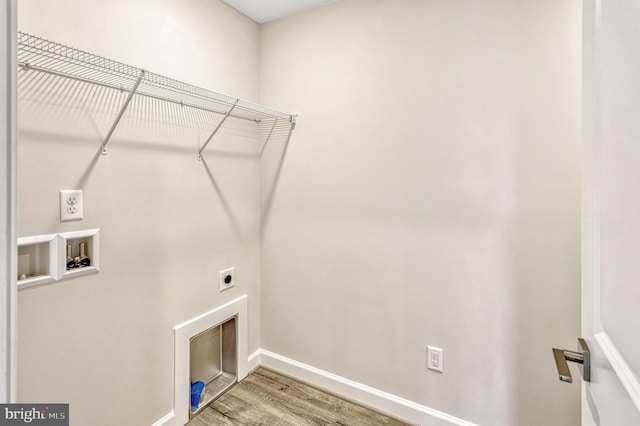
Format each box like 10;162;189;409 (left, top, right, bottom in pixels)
219;267;235;291
60;190;83;222
427;346;443;373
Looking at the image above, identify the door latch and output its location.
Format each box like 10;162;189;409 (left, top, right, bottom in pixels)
552;338;590;383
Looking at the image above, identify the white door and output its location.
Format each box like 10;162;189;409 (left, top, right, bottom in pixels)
582;0;640;424
0;0;17;403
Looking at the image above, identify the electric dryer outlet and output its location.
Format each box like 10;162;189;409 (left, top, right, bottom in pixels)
220;267;235;291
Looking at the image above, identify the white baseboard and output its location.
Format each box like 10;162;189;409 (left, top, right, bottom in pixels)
158;348;475;426
259;349;477;426
247;349;261;373
151;411;174;426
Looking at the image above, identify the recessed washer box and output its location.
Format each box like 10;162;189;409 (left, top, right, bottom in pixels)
58;229;100;280
17;229;100;290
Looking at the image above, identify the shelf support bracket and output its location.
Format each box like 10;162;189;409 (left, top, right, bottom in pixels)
259;118;279;157
100;70;145;155
198;99;239;160
285;116;296;145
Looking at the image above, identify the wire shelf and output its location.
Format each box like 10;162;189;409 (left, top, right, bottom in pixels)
17;31;296;156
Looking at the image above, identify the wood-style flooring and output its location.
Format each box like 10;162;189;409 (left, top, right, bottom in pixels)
187;368;411;426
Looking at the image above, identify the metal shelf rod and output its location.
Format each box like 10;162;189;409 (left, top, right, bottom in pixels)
197;99;238;160
100;69;145;155
259;118;279;157
285;117;296;143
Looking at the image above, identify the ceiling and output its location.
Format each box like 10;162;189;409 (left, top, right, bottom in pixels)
222;0;336;24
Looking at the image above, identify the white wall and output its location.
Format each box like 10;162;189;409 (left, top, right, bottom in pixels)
259;0;581;424
17;1;261;425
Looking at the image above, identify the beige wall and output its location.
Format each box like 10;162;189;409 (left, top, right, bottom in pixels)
16;0;582;424
17;1;261;425
259;0;581;425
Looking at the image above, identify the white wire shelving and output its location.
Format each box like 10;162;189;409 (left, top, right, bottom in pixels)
17;31;296;157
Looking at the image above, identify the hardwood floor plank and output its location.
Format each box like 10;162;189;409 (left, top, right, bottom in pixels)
229;374;333;425
187;367;411;426
247;371;372;424
254;369;408;425
186;406;241;426
212;388;312;426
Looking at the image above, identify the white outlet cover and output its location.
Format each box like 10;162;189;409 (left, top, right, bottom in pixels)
427;345;443;373
60;190;83;222
219;267;235;291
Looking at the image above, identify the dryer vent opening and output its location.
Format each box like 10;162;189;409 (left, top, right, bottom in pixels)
189;316;237;418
